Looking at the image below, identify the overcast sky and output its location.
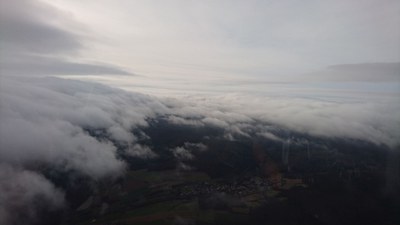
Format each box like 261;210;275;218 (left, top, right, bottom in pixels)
1;2;399;223
1;0;399;82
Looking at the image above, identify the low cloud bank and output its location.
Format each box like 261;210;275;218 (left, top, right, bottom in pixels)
0;76;399;224
0;76;166;224
162;93;399;148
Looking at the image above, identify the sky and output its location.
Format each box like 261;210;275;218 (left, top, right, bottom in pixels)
0;1;400;223
1;0;399;83
44;0;400;78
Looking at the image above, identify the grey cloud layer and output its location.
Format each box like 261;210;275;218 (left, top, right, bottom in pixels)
0;56;132;76
0;0;81;54
0;0;131;76
35;0;399;79
307;62;400;82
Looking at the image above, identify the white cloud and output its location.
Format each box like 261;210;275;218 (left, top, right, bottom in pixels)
108;125;136;143
0;76;171;179
257;132;283;142
171;147;194;160
162;92;400;148
127;144;158;159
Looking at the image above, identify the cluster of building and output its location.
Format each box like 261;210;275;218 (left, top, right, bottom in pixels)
174;177;269;198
